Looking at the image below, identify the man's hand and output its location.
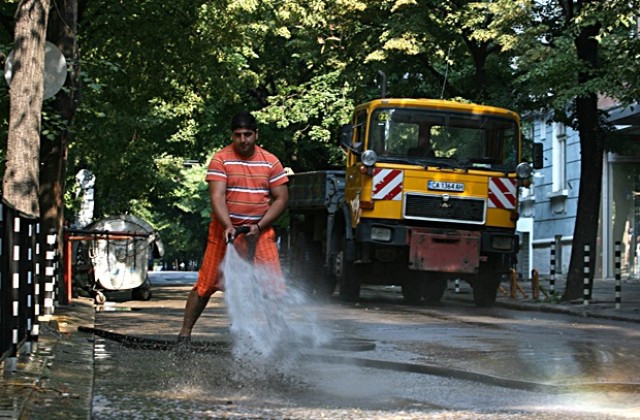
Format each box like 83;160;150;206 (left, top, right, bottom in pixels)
223;226;236;243
248;224;261;237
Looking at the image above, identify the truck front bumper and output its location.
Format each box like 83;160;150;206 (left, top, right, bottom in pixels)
355;222;517;272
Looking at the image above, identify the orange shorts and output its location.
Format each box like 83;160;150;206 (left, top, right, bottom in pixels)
194;220;284;298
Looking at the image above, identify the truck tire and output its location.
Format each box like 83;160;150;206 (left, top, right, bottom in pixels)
291;232;336;296
336;239;360;301
472;282;498;307
472;258;502;307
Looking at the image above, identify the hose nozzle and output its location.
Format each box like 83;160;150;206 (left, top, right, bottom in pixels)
227;225;251;244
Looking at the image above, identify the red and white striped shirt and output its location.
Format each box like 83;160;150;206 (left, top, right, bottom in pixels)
206;144;288;225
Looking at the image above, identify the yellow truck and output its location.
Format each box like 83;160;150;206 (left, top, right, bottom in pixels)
287;97;541;307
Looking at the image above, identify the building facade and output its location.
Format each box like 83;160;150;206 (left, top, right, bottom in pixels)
517;104;640;280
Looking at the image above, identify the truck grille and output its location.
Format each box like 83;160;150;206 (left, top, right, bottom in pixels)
403;193;486;224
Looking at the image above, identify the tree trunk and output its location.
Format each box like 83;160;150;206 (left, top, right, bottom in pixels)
2;0;50;217
564;21;603;301
40;0;79;303
40;0;79;235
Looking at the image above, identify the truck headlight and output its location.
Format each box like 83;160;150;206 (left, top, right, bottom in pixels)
361;150;378;167
516;162;532;179
371;226;392;242
492;235;514;251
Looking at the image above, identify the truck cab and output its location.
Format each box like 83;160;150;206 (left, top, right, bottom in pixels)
287;98;538;307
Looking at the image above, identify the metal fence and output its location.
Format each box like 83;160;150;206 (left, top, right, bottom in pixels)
0;198;60;371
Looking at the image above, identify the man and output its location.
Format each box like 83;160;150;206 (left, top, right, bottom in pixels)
177;111;289;348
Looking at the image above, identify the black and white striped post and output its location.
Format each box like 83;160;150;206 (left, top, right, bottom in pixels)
25;221;40;351
583;244;590;305
455;278;460;294
615;241;621;310
0;201;3;341
43;230;58;317
22;221;35;354
6;214;22;371
549;242;556;295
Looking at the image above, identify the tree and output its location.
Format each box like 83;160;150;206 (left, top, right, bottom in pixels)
3;0;50;217
68;0;245;262
490;0;640;299
359;0;517;107
39;0;80;269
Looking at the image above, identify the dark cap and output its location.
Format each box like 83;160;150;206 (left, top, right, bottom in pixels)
231;111;258;132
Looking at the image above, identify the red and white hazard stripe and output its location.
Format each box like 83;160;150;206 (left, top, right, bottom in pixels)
372;168;403;201
488;177;517;209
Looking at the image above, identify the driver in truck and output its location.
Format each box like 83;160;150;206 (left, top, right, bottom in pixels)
407;123;435;158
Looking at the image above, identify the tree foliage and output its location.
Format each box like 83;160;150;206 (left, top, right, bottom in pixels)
3;0;640;271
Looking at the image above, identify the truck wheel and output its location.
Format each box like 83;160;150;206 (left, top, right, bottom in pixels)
317;273;337;296
336;241;360;301
290;232;314;293
472;259;501;307
472;282;498;307
402;280;422;305
291;232;336;296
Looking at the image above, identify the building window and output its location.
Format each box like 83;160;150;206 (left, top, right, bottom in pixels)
552;122;567;192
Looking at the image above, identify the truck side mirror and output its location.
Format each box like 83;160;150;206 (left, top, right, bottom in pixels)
532;143;543;169
339;124;354;149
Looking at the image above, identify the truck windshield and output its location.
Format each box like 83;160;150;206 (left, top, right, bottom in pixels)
368;107;519;171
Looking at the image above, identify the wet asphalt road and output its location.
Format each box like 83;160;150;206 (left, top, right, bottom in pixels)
88;273;640;419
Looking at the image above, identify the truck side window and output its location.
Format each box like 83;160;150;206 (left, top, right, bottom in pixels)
354;111;367;149
368;111;388;155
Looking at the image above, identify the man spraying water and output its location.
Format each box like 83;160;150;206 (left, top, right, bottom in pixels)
177;111;289;352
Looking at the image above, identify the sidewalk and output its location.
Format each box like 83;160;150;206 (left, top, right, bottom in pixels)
451;276;640;324
0;297;95;419
2;276;639;419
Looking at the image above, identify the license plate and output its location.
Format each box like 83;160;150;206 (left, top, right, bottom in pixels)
427;181;464;192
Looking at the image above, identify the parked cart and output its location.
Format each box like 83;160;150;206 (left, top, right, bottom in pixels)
65;214;164;304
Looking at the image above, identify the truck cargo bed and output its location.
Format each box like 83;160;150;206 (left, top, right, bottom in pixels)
288;170;345;210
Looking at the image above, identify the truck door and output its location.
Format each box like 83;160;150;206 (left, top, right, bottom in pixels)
344;110;368;227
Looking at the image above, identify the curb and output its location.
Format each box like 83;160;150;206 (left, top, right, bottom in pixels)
446;293;640;324
496;299;640;324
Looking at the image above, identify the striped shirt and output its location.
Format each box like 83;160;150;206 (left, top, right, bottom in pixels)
206;144;288;225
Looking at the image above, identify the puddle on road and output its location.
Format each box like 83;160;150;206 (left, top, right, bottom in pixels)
92;338;640;419
406;335;640;387
91;341;313;418
91;247;640;418
94;245;339;417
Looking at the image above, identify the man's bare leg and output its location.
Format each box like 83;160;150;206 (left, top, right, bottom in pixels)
178;289;210;338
